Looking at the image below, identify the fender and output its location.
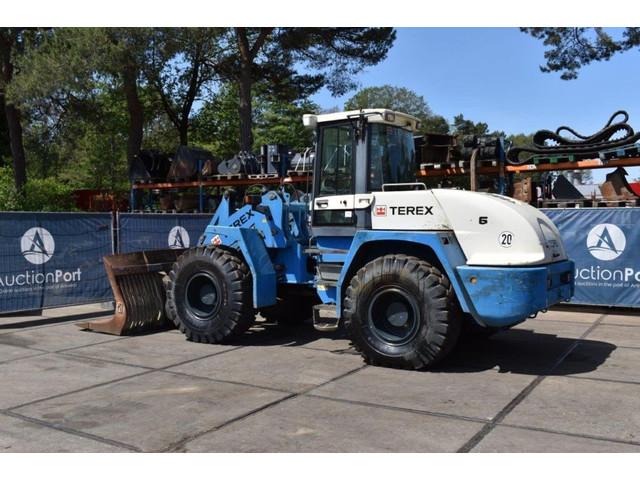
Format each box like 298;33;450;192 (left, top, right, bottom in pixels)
335;230;474;318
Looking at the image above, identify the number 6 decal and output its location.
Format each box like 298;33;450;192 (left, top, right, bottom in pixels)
499;231;513;248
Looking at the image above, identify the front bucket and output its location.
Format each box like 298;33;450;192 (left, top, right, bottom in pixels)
78;249;185;335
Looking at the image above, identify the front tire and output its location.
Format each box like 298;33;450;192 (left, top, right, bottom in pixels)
343;255;461;370
166;247;255;343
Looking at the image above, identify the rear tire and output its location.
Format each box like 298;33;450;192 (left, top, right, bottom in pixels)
343;254;461;370
166;247;254;343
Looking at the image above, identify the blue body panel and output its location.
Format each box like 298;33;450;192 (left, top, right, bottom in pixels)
331;230;574;328
457;260;574;326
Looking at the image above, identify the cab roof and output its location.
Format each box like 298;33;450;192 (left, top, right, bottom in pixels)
302;109;421;133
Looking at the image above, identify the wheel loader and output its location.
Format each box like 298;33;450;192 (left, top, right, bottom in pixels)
80;109;574;370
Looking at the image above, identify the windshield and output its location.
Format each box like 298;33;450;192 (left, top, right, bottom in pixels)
368;124;416;191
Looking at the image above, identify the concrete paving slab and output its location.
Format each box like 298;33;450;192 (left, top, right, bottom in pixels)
312;365;533;421
0;353;145;409
555;342;640;383
0;414;127;452
540;309;602;324
0;343;43;363
512;318;592;338
0;314;54;335
600;313;640;326
42;303;113;319
183;395;482;452
585;324;640;349
503;376;640;443
169;345;364;393
65;331;238;369
448;325;604;375
14;371;289;452
472;425;640;452
0;322;124;352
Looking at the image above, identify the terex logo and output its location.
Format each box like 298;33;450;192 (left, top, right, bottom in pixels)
374;205;387;216
21;227;55;265
389;206;434;216
586;223;626;261
168;226;190;249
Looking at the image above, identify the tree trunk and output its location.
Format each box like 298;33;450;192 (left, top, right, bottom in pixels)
122;64;144;171
179;121;188;146
4;102;26;192
1;31;26;193
238;65;253;151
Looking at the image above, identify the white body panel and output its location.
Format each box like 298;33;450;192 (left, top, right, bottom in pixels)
369;191;451;231
313;189;567;267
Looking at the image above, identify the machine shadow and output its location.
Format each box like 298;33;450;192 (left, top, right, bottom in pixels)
230;321;617;377
434;328;616;376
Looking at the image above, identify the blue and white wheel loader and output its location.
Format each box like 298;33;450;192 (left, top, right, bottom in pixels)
82;109;574;370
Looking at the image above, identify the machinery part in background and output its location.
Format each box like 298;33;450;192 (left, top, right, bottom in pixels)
168;146;215;181
507;110;640;165
552;175;584;200
460;135;503;161
600;166;639;200
217;151;259;175
343;255;462;370
259;144;290;176
77;249;184;335
512;177;534;203
174;192;200;212
165;247;255;343
289;148;314;173
418;133;504;164
418;133;457;164
129;150;171;183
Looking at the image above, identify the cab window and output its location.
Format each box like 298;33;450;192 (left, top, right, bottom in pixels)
368;124;416;191
317;124;354;196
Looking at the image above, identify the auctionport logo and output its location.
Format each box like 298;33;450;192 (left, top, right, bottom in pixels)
168;226;190;249
586;223;626;261
21;227;55;265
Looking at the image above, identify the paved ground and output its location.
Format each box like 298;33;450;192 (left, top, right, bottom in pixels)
0;304;639;452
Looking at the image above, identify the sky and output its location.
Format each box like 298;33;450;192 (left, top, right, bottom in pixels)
310;28;640;183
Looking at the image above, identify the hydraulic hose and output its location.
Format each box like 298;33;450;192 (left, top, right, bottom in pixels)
507;110;640;165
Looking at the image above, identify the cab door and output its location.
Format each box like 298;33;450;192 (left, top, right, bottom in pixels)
312;123;357;235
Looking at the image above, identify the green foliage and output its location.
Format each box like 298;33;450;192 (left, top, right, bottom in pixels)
191;83;319;159
453;114;489;136
191;84;241;159
253;98;318;151
0;166;20;210
20;176;77;211
522;28;640;80
344;85;449;134
0;165;76;211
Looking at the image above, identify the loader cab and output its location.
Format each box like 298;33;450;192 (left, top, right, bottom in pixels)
303;109;420;235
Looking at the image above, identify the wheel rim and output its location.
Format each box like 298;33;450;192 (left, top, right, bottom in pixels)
367;287;420;346
185;272;221;319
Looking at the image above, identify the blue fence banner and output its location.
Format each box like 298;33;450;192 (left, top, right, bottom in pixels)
117;213;212;253
542;208;640;307
0;212;114;313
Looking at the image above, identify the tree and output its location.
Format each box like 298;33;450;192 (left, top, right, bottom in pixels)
216;28;396;151
142;28;222;145
191;83;319;159
452;114;489;136
344;85;449;134
0;28;29;192
11;28;148;173
522;28;640;80
0;95;10;164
